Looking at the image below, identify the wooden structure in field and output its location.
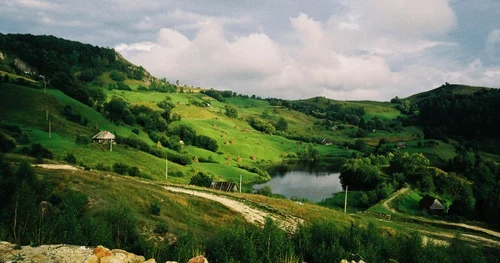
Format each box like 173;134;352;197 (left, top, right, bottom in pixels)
418;195;445;214
92;130;115;151
211;182;238;192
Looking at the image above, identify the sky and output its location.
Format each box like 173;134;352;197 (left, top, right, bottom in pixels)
1;0;500;100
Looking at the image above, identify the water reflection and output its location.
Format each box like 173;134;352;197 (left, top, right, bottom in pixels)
253;167;342;202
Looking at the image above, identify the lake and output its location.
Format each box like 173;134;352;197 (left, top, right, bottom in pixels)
253;168;343;202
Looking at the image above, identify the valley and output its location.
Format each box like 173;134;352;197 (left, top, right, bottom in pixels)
0;33;499;262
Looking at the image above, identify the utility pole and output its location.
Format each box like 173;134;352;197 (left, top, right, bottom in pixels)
344;185;348;213
239;174;242;193
165;153;168;180
40;75;46;93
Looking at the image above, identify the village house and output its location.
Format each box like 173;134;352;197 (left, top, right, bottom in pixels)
418;195;445;214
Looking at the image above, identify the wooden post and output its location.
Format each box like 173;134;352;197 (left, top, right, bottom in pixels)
48;121;51;139
46;108;48;121
165;153;168;180
110;139;113;152
239;174;242;193
344;185;348;213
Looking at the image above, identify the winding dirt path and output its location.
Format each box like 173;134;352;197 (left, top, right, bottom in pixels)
164;186;303;232
382;187;500;241
32;163;303;231
381;187;409;213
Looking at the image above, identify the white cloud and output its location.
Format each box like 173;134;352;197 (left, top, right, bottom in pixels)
343;0;457;38
166;9;252;30
16;0;60;10
117;6;499;100
486;29;500;51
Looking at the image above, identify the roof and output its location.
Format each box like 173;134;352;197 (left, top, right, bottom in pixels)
92;130;115;140
429;199;445;210
419;195;445;210
211;182;238;192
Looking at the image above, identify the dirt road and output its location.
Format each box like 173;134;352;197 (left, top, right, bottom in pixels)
382;187;500;241
164;186;303;232
32;164;304;231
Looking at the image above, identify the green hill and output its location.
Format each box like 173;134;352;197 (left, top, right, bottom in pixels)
1;33;500;262
406;83;490;103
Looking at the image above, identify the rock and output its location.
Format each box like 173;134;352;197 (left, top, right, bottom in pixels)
111;248;146;262
100;255;124;263
144;258;157;263
84;255;100;263
187;255;208;263
165;261;178;263
93;245;112;258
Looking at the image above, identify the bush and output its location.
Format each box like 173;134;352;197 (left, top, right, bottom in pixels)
110;70;126;81
76;135;91;145
154;222;169;234
19;132;31;144
132;128;140;135
113;162;130;175
64;153;77;164
149;200;161;216
0;132;16;153
28;143;53;159
128;166;140;177
189;172;212;187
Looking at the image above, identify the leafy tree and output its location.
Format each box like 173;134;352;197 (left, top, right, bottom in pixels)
189;172;212;187
104;97;135;125
340;157;381;190
274;117;288;131
110;70;126;81
225;105;238;118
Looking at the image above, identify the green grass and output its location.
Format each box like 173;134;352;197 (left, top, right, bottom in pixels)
36;167;245;239
395;190;422;215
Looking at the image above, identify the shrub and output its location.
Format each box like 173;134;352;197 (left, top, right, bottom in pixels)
154;222;169;234
113;162;130;175
28;143;53;159
19;132;31;144
128;166;140;177
110;70;126;81
132;128;140;135
149;200;161;216
76;135;91;145
64;153;77;164
0;132;16;153
189;172;212;187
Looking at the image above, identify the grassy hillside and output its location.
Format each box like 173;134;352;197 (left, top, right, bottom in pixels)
406;83;490;103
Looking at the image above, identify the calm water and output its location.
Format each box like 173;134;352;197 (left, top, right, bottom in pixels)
253;169;343;202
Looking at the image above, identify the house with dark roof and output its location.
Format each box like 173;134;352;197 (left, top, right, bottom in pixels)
418;195;445;214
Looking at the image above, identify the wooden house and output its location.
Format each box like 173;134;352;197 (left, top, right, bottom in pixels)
211;182;238;192
418;195;445;214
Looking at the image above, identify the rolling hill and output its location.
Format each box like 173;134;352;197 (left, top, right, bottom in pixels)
1;33;500;262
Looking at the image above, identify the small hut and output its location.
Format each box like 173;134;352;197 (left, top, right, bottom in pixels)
418;195;445;214
92;130;115;151
211;182;238;192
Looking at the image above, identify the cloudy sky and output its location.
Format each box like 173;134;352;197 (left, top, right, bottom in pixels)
1;0;499;100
